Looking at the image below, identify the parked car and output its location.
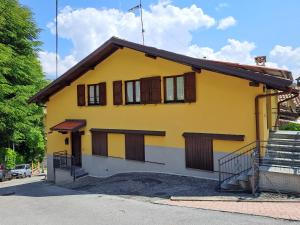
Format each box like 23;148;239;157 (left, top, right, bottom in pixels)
11;164;32;178
0;164;12;182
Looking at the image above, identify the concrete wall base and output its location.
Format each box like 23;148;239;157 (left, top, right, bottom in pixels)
80;145;227;180
259;170;300;194
54;168;74;185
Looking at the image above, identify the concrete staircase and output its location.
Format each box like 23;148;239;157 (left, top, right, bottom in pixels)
221;131;300;193
220;170;253;192
259;131;300;193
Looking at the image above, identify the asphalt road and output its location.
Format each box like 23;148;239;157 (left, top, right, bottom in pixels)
0;177;298;225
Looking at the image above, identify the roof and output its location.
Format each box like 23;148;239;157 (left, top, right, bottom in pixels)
50;119;86;132
29;37;294;103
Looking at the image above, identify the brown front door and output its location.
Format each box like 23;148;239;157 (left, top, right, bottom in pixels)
71;131;82;167
185;135;214;171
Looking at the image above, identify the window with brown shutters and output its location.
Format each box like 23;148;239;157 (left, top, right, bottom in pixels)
184;134;213;171
77;84;86;106
88;82;106;106
91;131;108;156
113;80;123;105
140;76;161;104
163;72;196;103
125;134;145;161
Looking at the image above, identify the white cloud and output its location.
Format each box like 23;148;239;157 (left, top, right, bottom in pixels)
38;51;77;79
216;3;229;11
40;0;299;80
270;45;300;75
188;39;256;64
47;0;216;59
217;16;236;30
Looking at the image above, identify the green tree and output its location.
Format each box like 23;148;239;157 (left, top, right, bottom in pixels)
0;0;47;163
0;148;16;169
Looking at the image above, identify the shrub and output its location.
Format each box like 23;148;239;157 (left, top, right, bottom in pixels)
279;122;300;131
0;148;24;169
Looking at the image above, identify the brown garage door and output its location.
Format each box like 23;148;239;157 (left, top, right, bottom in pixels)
125;134;145;161
185;135;213;171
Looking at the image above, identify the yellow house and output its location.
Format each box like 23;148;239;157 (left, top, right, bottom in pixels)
30;37;296;182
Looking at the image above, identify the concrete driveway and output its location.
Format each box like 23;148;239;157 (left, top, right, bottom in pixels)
0;177;298;225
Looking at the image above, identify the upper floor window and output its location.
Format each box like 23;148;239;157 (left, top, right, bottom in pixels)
88;82;107;106
125;80;141;104
164;72;196;103
164;75;185;102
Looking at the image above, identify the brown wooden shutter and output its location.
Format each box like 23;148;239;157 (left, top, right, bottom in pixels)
92;131;108;156
184;72;196;103
150;76;161;104
141;76;161;104
77;84;85;106
99;82;106;106
184;134;213;171
140;78;150;104
113;80;123;105
125;134;145;161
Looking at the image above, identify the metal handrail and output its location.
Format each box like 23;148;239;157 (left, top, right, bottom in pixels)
218;141;256;161
218;141;269;193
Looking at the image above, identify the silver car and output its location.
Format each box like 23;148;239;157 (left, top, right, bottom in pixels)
11;164;32;178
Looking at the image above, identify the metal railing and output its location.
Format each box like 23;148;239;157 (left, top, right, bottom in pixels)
218;142;256;190
53;151;75;181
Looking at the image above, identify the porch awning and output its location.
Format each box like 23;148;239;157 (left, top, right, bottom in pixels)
50;119;86;132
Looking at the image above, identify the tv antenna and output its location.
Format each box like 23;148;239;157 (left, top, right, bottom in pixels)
129;0;145;45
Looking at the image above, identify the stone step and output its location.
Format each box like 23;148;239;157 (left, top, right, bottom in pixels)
266;144;300;152
269;132;300;140
220;170;252;191
74;168;88;179
266;150;300;160
260;165;300;174
268;138;300;146
261;157;300;167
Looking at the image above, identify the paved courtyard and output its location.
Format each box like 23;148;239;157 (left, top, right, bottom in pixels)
0;176;298;225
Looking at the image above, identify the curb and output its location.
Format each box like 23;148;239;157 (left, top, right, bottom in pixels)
170;196;300;203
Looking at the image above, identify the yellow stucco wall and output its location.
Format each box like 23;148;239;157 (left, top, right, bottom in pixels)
45;48;270;158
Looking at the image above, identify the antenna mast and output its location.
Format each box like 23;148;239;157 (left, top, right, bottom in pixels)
55;0;58;78
139;0;145;45
129;0;145;45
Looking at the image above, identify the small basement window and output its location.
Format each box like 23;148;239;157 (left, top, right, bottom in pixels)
125;80;141;104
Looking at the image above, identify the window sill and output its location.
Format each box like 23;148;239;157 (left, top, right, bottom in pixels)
164;100;185;104
87;104;102;106
125;102;141;105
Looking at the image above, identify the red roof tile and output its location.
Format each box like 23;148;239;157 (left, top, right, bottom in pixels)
50;120;86;132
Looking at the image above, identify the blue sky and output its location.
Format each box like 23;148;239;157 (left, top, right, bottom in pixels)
20;0;300;79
